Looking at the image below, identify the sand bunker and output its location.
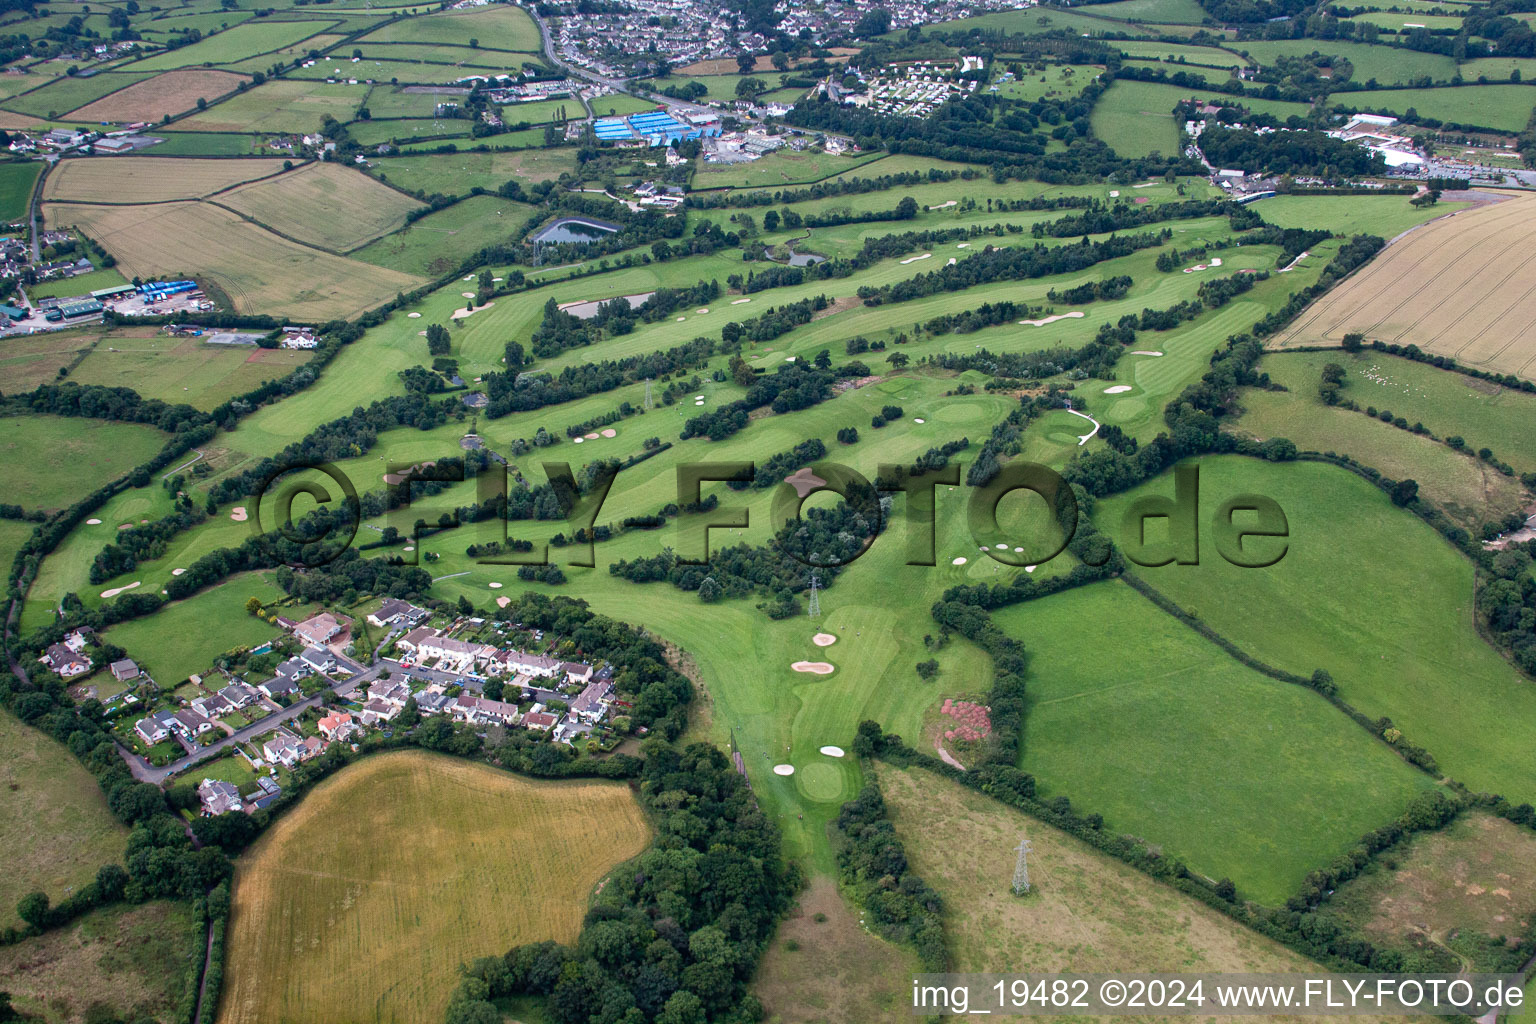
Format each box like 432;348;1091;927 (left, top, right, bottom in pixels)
1019;311;1084;327
952;556;967;565
584;432;599;439
784;466;828;498
696;308;709;314
496;596;510;608
461;291;476;298
928;200;957;210
171;568;186;576
488;582;503;589
229;507;248;522
601;428;617;438
1025;565;1037;573
900;253;932;265
100;581;141;599
1109;190;1120;197
452;302;493;320
573;437;584;443
407;312;421;318
792;661;835;675
773;764;795;776
383;460;437;486
946;257;957;265
463;275;475;281
1210;258;1223;267
957;243;970;248
86;518;102;525
913;417;925;424
1104;385;1133;394
731;298;751;304
820;745;845;757
812;632;837;647
675;316;686;322
1130;350;1163;356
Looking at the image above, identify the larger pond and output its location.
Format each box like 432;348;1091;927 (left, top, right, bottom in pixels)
532;216;621;244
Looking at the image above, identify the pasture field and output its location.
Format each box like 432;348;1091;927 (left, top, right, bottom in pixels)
496;97;582;126
103;572;286;684
900;7;1149;39
137;9;255;37
1231;379;1527;529
345;117;471;146
125;19;337;71
1253;349;1536;472
692;147;888;189
1249;193;1465;239
877;765;1353;989
355;4;542;50
0;327;98;391
0;158;40;221
392;127;546;151
217;751;650;1024
285;55;468;82
213;160;423;251
1459;56;1536;81
349;193;534;275
43;199;424;320
68;334;309;410
0;710;126;929
0;518;34;579
2;70;155;118
752;877;920;1024
166;78;366;133
1093;456;1536;806
1348;11;1463;31
0;413;167;511
1269;192;1536;380
588;93;659;118
44;155;288;203
364;84;466;118
138;131;268;156
1334;84;1536;132
1093;79;1311;156
351;41;523;68
27;265;131;299
1081;0;1209;22
68;68;252;121
1233;39;1456;85
0;901;199;1023
1327;811;1536;970
369;146;576;194
1114;40;1244;69
991;580;1435;904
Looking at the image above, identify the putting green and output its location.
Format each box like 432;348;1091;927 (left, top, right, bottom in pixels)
797;760;851;802
932;401;990;424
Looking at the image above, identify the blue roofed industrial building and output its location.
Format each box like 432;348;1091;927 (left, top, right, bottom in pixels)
591;109;720;147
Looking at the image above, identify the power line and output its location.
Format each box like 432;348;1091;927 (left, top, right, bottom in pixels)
1012;838;1033;895
806;571;821;618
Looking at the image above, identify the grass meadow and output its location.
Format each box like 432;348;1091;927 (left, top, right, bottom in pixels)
1092;79;1312;157
1327;811;1536;970
166;78;366;133
0;710;126;929
877;765;1365;986
217;751;649;1024
0;413;167;511
1250;193;1464;239
349;193;534;275
1233;39;1456;85
1333;84;1536;132
43;155;288;203
68;334;309;410
127;19;337;72
0;901;199;1023
1094;456;1536;806
0;159;40;221
692;148;888;190
1;70;155;118
356;4;541;50
992;580;1435;904
68;68;254;122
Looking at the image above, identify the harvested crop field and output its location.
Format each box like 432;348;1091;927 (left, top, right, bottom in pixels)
217;751;650;1024
44;200;424;320
214;161;423;252
166;78;366;134
68;68;252;122
44;156;288;203
1270;192;1536;380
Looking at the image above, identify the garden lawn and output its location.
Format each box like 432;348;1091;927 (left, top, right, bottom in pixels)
1094;456;1536;806
103;572;287;685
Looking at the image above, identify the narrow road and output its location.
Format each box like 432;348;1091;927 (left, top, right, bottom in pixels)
162;449;204;479
117;662;376;784
190;915;216;1024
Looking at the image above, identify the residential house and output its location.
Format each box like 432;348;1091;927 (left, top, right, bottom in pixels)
451;694;521;726
563;661;594;685
416;636;494;675
413;690;453;715
133;710;175;745
294;612;344;648
396;626;439;654
317;711;355;741
62;627;94;653
171;709;213;738
40;643;91;678
570;680;614;724
197;778;243;816
259;675;300;700
301;735;324;760
366;680;410;708
219;681;261;709
191;693;235;720
300;647;337;675
110;658;141;683
262;728;305;768
523;710;558;731
368;599;428;630
501;650;563;680
359;698;400;725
